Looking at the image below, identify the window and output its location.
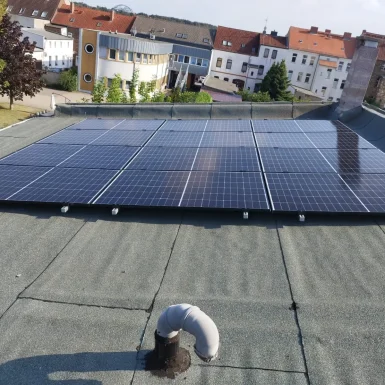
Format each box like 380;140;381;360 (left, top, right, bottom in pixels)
149;55;153;64
19;8;26;14
84;74;92;83
67;32;73;37
49;41;52;48
178;55;184;63
176;33;183;38
251;47;256;54
69;18;75;22
258;65;264;75
381;64;385;71
85;44;94;54
96;22;102;27
216;58;222;68
310;56;316;66
302;55;308;65
241;43;246;48
297;72;303;82
321;86;327;96
197;58;203;66
62;55;65;65
222;40;227;46
107;78;113;87
264;48;270;58
340;80;346;89
214;76;219;79
292;53;297;63
136;53;141;63
32;10;39;16
346;63;351;72
55;56;58;66
326;69;332;79
125;81;131;90
203;38;210;43
327;97;333;101
75;56;78;66
272;50;278;59
49;56;52;66
109;49;116;60
338;61;344;71
182;34;188;39
143;54;148;64
127;52;133;61
224;78;229;82
118;50;125;61
54;41;56;48
288;70;293;81
60;42;63;48
333;78;339;89
190;57;197;65
227;42;232;46
41;11;48;18
305;73;311;83
226;59;232;70
184;56;190;64
241;62;247;73
202;59;209;67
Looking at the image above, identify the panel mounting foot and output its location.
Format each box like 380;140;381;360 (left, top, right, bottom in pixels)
112;207;119;216
243;211;249;220
299;214;305;222
61;206;69;214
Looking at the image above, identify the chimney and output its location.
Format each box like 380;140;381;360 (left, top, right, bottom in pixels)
325;29;331;36
111;10;115;21
70;2;75;13
271;30;278;37
362;30;367;34
310;26;318;34
343;32;352;40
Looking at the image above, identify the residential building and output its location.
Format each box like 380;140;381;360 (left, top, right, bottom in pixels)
22;28;74;70
7;0;65;28
131;16;215;89
78;29;172;94
287;26;356;101
51;2;136;63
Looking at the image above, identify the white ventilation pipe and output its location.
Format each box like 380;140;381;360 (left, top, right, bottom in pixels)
156;304;219;362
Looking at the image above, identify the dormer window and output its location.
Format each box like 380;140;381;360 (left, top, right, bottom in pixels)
32;10;39;16
41;11;48;18
176;33;183;38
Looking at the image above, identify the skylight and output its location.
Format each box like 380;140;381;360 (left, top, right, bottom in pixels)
97;22;102;27
203;38;210;43
69;18;75;22
41;11;48;18
19;8;26;14
6;6;13;12
176;33;183;38
182;34;188;39
32;10;39;16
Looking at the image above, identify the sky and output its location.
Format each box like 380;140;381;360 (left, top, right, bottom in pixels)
83;0;385;36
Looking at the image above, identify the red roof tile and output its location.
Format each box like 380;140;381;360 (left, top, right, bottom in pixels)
288;26;356;59
52;4;135;33
259;34;287;49
213;26;259;55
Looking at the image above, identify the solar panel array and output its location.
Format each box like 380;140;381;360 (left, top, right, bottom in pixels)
1;118;385;214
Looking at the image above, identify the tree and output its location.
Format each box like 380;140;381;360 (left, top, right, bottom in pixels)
195;91;213;103
0;0;6;17
121;92;129;103
59;68;77;91
91;78;107;103
0;15;44;109
106;74;123;103
238;90;271;102
129;69;139;103
260;60;293;101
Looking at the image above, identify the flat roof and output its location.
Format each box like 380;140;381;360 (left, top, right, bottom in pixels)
22;28;73;40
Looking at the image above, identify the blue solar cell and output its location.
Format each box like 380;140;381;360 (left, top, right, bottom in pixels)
253;120;302;133
147;131;203;147
94;170;189;207
92;130;154;146
193;148;260;172
9;168;117;204
265;173;368;213
59;146;140;170
113;120;164;131
296;120;353;133
0;165;51;200
255;133;314;148
0;144;82;167
160;120;207;132
205;120;252;132
66;119;125;130
39;130;108;145
126;147;196;171
305;132;375;149
180;172;269;210
201;132;255;147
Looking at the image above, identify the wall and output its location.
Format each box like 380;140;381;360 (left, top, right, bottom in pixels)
42;39;74;70
286;49;319;90
365;59;385;102
79;29;98;92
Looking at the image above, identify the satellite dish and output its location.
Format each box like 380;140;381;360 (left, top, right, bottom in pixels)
112;4;134;13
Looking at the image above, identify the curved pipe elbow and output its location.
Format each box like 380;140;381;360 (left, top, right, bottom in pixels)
156;304;219;362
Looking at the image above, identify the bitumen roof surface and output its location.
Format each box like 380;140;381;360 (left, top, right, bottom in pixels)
1;114;385;385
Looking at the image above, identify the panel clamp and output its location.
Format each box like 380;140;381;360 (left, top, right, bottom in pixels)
112;207;120;216
243;211;249;220
61;205;70;214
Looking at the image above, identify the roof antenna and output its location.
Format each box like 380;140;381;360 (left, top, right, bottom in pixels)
263;17;268;34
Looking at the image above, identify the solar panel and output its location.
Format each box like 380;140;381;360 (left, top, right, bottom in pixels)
180;172;269;210
94;170;189;207
113;120;164;131
205;120;252;132
0;144;82;167
296;120;351;133
201;132;255;147
126;147;197;171
9;168;117;204
254;133;314;148
341;173;385;213
147;131;203;147
305;132;375;149
66;119;124;130
265;172;368;213
259;148;334;173
59;146;139;170
320;149;385;174
91;130;154;146
39;130;108;145
0;165;51;200
193;147;260;172
160;120;207;132
253;120;302;133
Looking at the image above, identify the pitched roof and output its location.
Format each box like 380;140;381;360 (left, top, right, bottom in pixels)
52;4;136;33
22;27;72;40
132;16;215;49
259;33;288;49
7;0;62;20
288;26;357;59
214;26;259;55
361;31;385;61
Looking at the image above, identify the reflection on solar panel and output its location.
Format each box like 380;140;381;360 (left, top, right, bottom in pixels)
201;132;255;147
259;148;334;173
67;119;124;130
126;147;196;171
9;168;117;204
0;144;82;167
180;172;269;210
320;149;385;174
148;131;203;147
95;170;189;207
266;173;368;213
306;133;375;149
342;174;385;212
255;133;313;148
113;120;164;131
0;165;50;199
193;148;260;172
296;120;351;133
160;120;207;132
39;130;108;145
206;120;252;132
92;130;153;146
253;120;301;133
59;146;139;170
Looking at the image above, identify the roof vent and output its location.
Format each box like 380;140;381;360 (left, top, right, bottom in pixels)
310;26;318;34
325;29;331;36
150;34;155;40
131;28;137;37
299;39;303;43
271;30;278;37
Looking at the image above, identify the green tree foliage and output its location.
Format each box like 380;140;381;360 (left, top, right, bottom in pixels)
59;68;77;92
260;60;293;101
151;91;165;102
195;91;213;103
106;74;123;103
138;81;151;102
171;88;212;103
0;0;6;17
91;78;107;103
121;92;129;103
0;15;44;109
129;69;139;103
238;90;271;102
